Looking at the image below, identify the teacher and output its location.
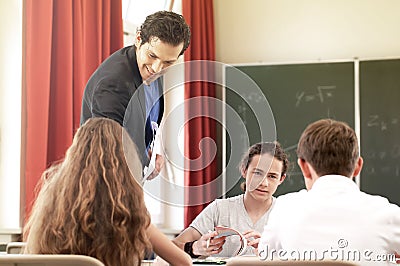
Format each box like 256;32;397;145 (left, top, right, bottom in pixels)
80;11;191;180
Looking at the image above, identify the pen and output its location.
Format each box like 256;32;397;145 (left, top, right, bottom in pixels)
206;230;212;248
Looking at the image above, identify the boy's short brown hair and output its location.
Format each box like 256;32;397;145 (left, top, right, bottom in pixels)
296;119;359;177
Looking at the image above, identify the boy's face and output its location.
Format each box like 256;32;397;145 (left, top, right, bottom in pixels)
135;34;183;84
243;153;285;201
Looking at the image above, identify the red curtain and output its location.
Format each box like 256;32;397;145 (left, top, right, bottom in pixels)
23;0;123;219
182;0;217;227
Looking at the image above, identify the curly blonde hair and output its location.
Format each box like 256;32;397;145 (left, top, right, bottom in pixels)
23;117;151;266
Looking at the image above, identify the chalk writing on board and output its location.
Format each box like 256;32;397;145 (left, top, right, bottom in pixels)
365;145;400;159
295;85;336;107
237;102;247;125
367;115;399;131
364;144;400;176
284;143;298;152
246;92;264;103
364;165;400;177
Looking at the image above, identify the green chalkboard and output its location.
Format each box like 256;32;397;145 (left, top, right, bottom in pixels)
360;59;400;205
224;62;355;197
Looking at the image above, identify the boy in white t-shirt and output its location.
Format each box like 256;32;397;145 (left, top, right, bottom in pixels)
175;141;288;258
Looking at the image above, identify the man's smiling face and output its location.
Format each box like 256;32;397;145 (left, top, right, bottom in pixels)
135;34;183;84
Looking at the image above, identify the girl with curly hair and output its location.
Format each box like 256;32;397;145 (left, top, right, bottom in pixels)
23;117;191;266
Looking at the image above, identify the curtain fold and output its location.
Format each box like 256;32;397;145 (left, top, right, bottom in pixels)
182;0;217;228
23;0;123;219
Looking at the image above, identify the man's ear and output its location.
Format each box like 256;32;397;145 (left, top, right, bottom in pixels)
279;174;286;184
241;169;247;179
297;158;312;180
352;157;364;177
135;31;142;47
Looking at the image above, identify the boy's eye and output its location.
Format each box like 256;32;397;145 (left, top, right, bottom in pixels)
268;174;278;179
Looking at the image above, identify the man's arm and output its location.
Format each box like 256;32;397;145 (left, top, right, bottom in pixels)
91;83;131;125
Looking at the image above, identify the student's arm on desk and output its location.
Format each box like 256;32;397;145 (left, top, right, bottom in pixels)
175;226;202;243
147;224;191;266
174;227;223;257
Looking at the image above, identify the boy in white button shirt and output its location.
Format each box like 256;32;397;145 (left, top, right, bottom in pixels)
259;119;400;265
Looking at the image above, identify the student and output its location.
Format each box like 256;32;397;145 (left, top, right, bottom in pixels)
175;141;288;257
80;11;191;179
259;119;400;265
23;118;191;266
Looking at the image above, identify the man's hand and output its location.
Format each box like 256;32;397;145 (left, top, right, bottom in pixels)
146;154;165;180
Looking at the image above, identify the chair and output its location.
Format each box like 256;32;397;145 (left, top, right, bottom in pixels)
226;256;359;266
0;254;105;266
6;242;26;254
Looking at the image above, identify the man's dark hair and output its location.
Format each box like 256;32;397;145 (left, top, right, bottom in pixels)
138;11;191;56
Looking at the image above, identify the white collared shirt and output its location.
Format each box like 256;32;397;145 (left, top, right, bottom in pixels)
259;175;400;265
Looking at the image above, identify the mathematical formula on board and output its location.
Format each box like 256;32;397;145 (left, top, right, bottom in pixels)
366;115;399;131
231;89;400;178
363;113;399;177
235;85;338;121
234;85;338;108
363;165;400;177
295;85;336;107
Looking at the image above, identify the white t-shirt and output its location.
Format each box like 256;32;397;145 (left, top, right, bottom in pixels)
259;175;400;265
190;194;275;257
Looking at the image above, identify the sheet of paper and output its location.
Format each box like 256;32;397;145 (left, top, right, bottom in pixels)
214;226;248;256
142;122;161;182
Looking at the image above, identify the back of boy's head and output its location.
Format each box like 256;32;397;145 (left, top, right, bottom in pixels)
139;11;191;56
296;119;359;177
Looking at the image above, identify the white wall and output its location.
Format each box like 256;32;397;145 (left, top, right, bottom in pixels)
214;0;400;64
0;0;22;239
